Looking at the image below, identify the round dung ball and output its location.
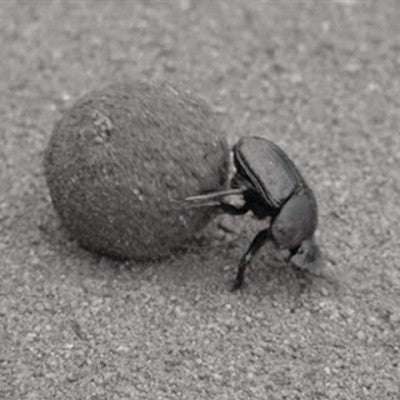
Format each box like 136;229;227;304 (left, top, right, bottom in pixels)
44;80;229;260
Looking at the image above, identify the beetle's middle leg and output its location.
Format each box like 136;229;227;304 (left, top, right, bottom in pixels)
218;202;250;215
231;228;271;291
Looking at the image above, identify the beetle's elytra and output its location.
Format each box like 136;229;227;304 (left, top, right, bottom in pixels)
179;136;321;291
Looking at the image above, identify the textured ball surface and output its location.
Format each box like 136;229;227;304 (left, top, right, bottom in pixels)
44;81;229;260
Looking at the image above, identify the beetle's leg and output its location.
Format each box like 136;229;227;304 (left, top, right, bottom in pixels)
173;189;245;210
219;201;250;215
178;188;244;203
290;246;300;257
231;228;271;291
243;190;278;219
283;245;301;262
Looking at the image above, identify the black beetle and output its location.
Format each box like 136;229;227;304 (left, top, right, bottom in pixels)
178;136;321;291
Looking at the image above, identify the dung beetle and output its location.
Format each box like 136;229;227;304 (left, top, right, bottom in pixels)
178;136;321;291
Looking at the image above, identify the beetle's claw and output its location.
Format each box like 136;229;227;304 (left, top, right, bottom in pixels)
230;278;245;292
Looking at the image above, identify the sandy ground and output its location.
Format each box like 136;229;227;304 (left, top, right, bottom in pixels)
1;1;399;399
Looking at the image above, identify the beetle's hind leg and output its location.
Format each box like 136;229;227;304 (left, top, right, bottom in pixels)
231;228;272;291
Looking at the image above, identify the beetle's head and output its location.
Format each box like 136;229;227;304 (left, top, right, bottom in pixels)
290;238;322;271
271;188;318;250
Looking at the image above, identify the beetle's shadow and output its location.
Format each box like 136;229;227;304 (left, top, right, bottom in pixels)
37;204;340;301
169;216;341;300
240;249;341;306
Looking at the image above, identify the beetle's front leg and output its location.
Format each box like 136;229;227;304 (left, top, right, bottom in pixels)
231;228;271;291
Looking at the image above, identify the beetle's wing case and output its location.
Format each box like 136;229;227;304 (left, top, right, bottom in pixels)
233;137;304;209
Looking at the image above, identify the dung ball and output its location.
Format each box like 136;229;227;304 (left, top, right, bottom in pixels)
44;80;229;260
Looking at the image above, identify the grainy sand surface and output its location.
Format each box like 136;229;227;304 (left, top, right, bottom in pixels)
1;1;399;399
